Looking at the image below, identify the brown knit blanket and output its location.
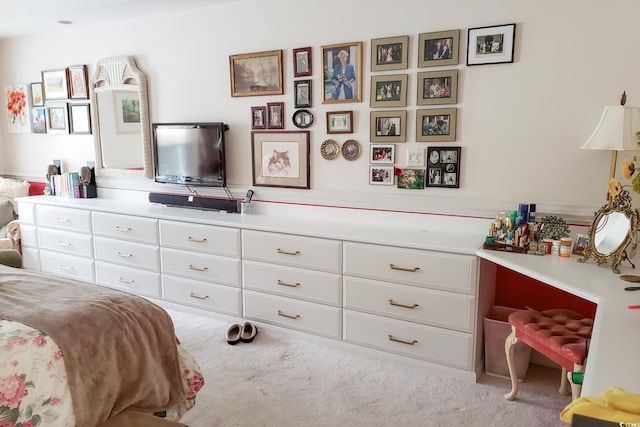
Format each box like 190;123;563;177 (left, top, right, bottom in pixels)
0;265;187;426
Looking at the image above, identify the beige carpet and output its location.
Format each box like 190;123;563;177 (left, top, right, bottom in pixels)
168;309;569;427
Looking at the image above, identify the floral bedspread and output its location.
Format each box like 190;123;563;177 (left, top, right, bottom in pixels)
0;319;204;427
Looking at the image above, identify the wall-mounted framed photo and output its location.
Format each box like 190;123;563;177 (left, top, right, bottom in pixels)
251;131;310;189
113;90;141;134
46;103;69;134
293;47;312;77
467;23;516;66
321;41;362;103
418;29;460;68
370;35;408;71
292;109;314;129
41;69;69;100
30;82;44;106
370;74;407;108
267;102;284;129
370;110;406;142
369;165;394;186
416;108;457;142
397;168;426;190
417;70;458;105
251;106;266;129
229;49;283;97
370;144;395;164
426;146;461;188
68;103;92;134
67;64;89;99
326;110;353;134
294;79;312;108
31;107;46;134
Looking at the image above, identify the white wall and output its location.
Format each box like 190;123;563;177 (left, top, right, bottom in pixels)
1;0;639;220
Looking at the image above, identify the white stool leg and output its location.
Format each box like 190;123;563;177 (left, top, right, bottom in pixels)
504;327;520;401
559;367;570;395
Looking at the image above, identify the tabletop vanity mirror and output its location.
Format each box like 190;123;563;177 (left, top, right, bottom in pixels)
90;56;153;179
579;189;640;273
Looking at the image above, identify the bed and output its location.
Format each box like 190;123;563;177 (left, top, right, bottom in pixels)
0;263;204;427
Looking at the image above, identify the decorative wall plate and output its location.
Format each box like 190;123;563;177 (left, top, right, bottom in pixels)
341;139;361;161
320;139;340;160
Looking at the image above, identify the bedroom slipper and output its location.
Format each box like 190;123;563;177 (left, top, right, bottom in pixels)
226;323;242;345
240;321;258;343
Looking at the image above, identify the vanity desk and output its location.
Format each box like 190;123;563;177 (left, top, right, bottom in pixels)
477;248;640;397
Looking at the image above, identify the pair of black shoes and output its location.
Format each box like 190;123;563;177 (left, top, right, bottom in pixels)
226;321;258;345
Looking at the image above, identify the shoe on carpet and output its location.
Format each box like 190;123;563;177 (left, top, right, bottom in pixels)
226;323;242;345
241;321;258;343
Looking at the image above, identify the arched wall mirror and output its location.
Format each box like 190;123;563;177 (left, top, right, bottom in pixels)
90;56;153;179
579;189;640;273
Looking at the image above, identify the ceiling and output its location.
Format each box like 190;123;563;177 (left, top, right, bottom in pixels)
0;0;238;40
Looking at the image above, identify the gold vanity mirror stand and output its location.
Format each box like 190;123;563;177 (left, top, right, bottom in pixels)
578;189;640;273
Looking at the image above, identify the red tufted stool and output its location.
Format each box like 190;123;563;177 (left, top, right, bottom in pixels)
504;308;593;401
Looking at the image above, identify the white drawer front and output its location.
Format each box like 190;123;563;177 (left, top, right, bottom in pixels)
344;310;473;370
163;275;242;316
96;261;161;298
343;277;474;332
38;228;93;258
159;220;240;257
94;237;160;271
37;205;91;233
19;224;38;248
93;212;158;244
161;247;240;286
40;250;94;282
343;242;476;294
244;290;342;340
242;230;341;273
17;202;35;225
243;260;341;306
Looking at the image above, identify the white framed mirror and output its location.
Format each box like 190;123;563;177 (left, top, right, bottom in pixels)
90;56;153;179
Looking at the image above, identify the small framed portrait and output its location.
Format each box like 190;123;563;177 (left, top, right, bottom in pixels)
46;103;69;134
370;110;406;142
426;146;461;188
370;35;408;71
321;41;363;104
31;107;46;133
267;102;284;129
293;47;312;77
229;49;283;97
573;234;589;256
326;110;353;134
251;106;266;129
418;29;460;68
292;109;314;129
416;108;457;142
68;103;92;134
67;64;89;99
294;79;312;108
251;131;310;189
397;168;426;190
406;148;425;167
370;74;408;108
42;69;69;100
467;23;516;66
369;166;394;186
417;70;458;105
370;144;395;164
30;82;44;106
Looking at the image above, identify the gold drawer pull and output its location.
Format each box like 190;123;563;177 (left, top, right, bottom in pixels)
189;292;209;300
56;241;71;247
389;299;419;309
188;236;208;243
277;310;300;320
277;279;300;288
116;252;133;258
55;217;70;223
277;248;300;256
114;226;132;232
118;277;135;284
388;335;418;346
58;265;73;271
189;264;209;272
389;263;420;272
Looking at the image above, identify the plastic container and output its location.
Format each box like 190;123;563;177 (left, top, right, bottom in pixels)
484;306;532;382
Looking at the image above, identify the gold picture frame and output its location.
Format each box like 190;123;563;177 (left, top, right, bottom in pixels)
417;70;458;105
418;29;460;68
416;108;457;142
251;131;310;189
229;50;283;97
370;110;407;143
321;41;363;104
370;74;408;108
370;35;409;71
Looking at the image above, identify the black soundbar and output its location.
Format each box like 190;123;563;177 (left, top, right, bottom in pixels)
149;192;239;213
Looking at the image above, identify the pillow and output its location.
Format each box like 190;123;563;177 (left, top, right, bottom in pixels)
0;177;30;214
0;199;15;238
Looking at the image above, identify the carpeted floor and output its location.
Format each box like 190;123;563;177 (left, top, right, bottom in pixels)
168;309;570;427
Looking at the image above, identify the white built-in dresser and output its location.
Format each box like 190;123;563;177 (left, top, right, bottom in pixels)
17;195;487;381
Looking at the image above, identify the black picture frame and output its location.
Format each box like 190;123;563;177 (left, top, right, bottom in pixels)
466;23;516;66
426;146;461;188
294;79;312;108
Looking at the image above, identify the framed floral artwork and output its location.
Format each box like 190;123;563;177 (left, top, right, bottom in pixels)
229;50;283;97
5;84;31;133
41;69;69;100
397;168;426;189
251;131;310;189
321;41;363;103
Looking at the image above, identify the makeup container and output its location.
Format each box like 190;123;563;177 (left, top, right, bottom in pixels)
559;238;572;257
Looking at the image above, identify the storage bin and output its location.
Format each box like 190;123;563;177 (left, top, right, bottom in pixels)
484;306;531;381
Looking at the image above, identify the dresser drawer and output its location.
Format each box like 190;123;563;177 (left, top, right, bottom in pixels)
96;261;161;298
93;212;158;244
343;242;476;294
38;228;93;258
19;224;38;248
344;277;475;332
163;275;242;316
344;310;473;370
40;250;95;282
242;230;341;273
94;236;159;271
160;247;240;287
244;290;342;340
159;220;240;257
37;205;91;233
243;260;341;306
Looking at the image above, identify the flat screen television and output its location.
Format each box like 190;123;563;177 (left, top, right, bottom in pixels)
152;122;228;187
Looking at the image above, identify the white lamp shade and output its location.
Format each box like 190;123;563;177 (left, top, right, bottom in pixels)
581;106;640;151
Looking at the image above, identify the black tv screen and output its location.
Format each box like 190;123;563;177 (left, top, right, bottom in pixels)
152;122;228;187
